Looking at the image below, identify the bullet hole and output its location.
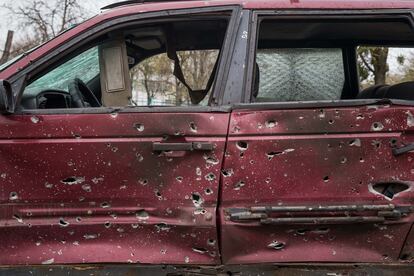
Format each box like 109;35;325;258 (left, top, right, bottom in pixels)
205;173;216;181
194;208;207;215
134;123;145;132
390;138;398;147
13;214;23;223
117;227;125;233
61;176;85;186
138;178;148;186
407;111;414;127
31;116;40;124
84;234;98;240
136;210;149;220
318;109;326;118
340;157;347;164
205;188;213;195
136;153;144;162
110;112;118;118
155;223;171;232
204;155;219;166
189;122;198;133
104;222;112;228
265;177;271;184
328;119;334;125
41;181;51;189
356;114;364;120
265;120;277;128
382;254;389;260
100;202;111;209
82;184;92;192
234;181;246;190
155;190;162;200
267;151;283;160
222;169;234;177
372;140;381;149
9;192;18;201
196;167;202;176
160;249;167;255
313;227;330;235
184;256;190;263
176;176;183;182
400;253;412;261
236;141;248;151
349;139;361;147
323;176;330;183
209;251;217;257
131;223;139;229
371;182;410;200
371;122;384;131
360;157;365;163
296;229;308;235
59;218;70;227
207;239;216;246
42;258;55;265
111;147;119;153
76;217;82;223
192;247;208;254
192;193;204;207
267;241;285;250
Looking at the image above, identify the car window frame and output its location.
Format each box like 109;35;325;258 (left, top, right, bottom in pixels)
8;5;241;114
243;9;414;107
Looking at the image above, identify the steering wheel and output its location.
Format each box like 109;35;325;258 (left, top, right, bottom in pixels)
68;78;101;108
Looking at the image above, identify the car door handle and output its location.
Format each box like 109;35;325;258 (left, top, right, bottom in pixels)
152;142;214;152
392;143;414;156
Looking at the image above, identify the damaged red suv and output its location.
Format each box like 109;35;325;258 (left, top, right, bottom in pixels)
1;0;414;275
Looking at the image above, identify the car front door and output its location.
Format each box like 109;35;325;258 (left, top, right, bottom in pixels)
0;7;238;266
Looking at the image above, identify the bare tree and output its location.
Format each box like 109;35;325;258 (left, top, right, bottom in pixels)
1;0;88;62
0;30;14;65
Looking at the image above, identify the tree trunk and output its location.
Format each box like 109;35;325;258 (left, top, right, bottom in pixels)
0;30;14;65
371;47;389;85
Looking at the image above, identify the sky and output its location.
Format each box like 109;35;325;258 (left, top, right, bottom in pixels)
0;0;117;52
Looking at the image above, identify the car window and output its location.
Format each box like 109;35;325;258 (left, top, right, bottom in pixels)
20;18;228;109
130;50;218;106
25;47;100;96
358;46;414;88
255;48;344;102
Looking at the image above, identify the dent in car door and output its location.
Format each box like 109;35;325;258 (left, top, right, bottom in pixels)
0;110;229;265
221;104;414;264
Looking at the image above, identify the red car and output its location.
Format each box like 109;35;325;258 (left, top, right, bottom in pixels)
1;0;414;274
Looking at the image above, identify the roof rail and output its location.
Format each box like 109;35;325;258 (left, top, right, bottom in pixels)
101;0;197;10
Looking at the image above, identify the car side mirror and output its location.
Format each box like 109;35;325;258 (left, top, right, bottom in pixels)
0;80;14;114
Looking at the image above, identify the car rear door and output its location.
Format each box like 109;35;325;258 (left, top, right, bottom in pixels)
220;10;414;264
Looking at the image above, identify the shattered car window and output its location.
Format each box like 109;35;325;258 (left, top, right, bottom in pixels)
25;47;100;95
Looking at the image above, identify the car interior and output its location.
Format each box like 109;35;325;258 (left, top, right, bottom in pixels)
252;17;414;102
20;18;229;109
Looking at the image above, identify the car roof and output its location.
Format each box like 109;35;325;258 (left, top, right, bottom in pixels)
103;0;414;11
2;0;414;79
